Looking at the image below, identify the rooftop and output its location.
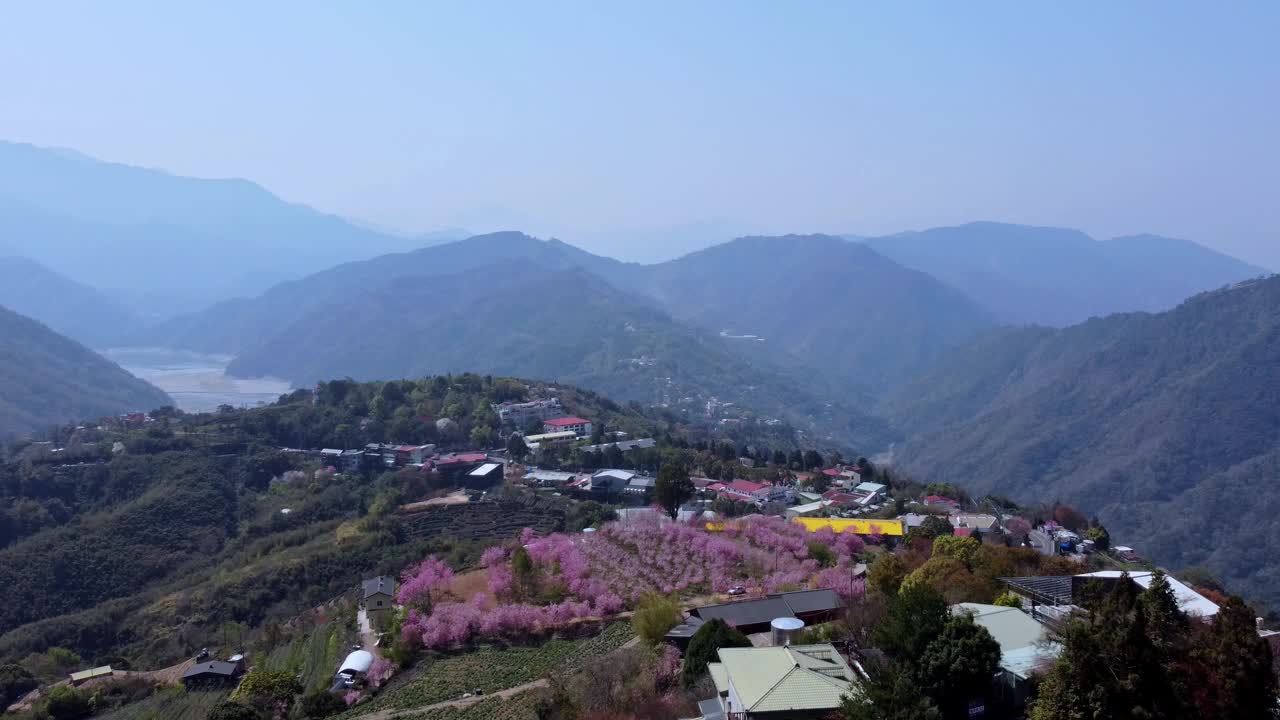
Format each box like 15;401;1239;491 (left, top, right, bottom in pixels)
716;644;855;713
693;589;842;627
362;575;397;599
544;416;590;427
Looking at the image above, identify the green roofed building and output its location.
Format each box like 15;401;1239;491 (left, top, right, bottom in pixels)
701;643;856;719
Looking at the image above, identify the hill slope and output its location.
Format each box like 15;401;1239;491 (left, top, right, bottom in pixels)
865;222;1268;326
885;275;1280;605
0;256;142;347
630;235;997;393
0;306;172;438
0;141;417;305
226;263;895;450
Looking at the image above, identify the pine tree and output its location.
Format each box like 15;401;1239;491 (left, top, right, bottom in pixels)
1192;595;1277;719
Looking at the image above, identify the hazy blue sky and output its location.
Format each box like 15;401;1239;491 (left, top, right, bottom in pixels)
2;2;1277;265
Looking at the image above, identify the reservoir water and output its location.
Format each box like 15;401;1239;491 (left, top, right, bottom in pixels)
102;347;293;413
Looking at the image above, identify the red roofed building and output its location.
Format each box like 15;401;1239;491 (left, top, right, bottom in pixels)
953;527;974;538
923;495;960;510
542;417;593;436
720;479;788;504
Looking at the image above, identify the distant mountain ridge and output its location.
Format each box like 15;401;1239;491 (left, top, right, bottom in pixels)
0;256;143;348
0;305;172;438
884;274;1280;607
863;221;1268;326
0;141;420;306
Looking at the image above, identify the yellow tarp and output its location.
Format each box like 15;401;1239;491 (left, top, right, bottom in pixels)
793;517;904;536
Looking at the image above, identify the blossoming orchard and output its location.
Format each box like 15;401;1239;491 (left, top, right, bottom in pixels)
397;515;867;650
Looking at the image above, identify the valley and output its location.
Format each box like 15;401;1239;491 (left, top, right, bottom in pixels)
101;347;292;414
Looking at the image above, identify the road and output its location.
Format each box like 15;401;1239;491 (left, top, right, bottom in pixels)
1029;528;1056;556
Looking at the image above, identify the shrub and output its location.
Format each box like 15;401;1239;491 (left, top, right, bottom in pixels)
632;594;682;646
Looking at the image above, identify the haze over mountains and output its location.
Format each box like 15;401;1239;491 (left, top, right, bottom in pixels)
4;142;1280;603
0;306;171;438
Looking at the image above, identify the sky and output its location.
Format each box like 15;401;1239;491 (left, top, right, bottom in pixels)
1;2;1278;266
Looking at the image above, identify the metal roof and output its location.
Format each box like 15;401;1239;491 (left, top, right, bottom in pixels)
183;661;239;679
693;589;842;627
469;462;501;476
362;575;397;599
1001;575;1074;606
69;666;113;682
716;644;854;713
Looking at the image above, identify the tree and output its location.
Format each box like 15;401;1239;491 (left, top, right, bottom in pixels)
1084;524;1111;551
299;690;347;719
654;464;694;519
632;594;682;646
506;433;529;461
805;472;833;494
1138;570;1188;654
802;450;824;470
771;449;787;466
992;592;1022;608
1004;517;1031;544
910;515;954;542
931;535;980;566
873;583;948;661
841;663;941;720
1191;595;1277;719
0;664;36;706
916;614;1001;718
867;553;907;597
45;686;90;720
681;619;750;687
207;701;265;720
234;670;303;716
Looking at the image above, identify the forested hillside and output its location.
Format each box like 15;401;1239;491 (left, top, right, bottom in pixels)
630;234;996;392
0;256;142;347
885;275;1280;606
225;264;895;450
865;221;1268;326
0;306;171;438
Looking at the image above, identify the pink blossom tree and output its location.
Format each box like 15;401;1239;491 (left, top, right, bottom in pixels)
397;556;455;611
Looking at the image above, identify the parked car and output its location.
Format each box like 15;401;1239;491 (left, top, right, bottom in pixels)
727;585;746;596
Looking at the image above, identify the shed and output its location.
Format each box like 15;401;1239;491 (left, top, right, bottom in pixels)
339;650;374;677
69;666;113;685
182;661;243;687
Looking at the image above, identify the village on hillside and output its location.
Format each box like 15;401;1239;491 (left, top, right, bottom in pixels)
4;387;1277;720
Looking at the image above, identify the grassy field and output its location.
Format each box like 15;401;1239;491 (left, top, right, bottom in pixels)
95;687;230;720
345;622;633;717
263;608;359;693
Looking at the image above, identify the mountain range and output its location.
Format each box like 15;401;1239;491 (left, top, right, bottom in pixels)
0;305;171;438
884;275;1280;605
0;141;419;309
863;221;1269;326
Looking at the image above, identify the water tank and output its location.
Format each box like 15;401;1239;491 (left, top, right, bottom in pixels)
771;617;805;647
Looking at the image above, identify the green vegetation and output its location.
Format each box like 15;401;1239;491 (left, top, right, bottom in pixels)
653;464;692;518
94;687;230;720
262;610;357;694
887;275;1280;609
344;622;633;716
630;595;681;646
0;305;170;439
679;619;749;688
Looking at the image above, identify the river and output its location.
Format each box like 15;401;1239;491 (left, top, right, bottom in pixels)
101;347;294;413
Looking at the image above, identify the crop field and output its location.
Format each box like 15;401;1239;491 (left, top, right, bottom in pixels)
345;622;632;717
402;692;542;720
263;610;358;693
95;687;230;720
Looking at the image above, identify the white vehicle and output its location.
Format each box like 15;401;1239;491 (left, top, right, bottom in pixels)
727;585;746;596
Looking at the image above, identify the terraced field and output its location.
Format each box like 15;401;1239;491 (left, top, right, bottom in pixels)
344;622;632;717
399;497;566;542
401;693;542;720
95;687;230;720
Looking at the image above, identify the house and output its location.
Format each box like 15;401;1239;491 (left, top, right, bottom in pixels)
784;500;830;520
495;398;563;428
691;589;844;635
853;481;887;503
718;480;787;504
1001;570;1221;623
1113;545;1140;562
340;449;365;473
363;576;397;614
580;438;657;453
820;490;862;508
701;644;856;719
542;416;593;436
319;448;343;466
951;513;999;534
69;666;114;685
590;468;636;496
182;660;244;688
465;461;504;489
522;431;578;448
623;475;657;498
923;495;960;511
434;452;489;480
523;470;578;486
953;603;1060;709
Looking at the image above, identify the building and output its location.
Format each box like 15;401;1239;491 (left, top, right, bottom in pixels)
340;449;365;473
542;416;593;436
524;470;579;486
319;448;343;466
923;495;960;511
495;398;563;428
590;468;637;496
952;603;1060;709
690;589;844;635
701;644;856;719
1001;570;1221;623
784;500;831;520
580;438;657;453
69;666;114;685
363;576;397;614
951;513;999;534
714;479;787;505
336;650;374;687
182;660;244;688
522;431;578;448
852;481;887;503
434;452;489;480
466;462;504;488
624;475;657;498
793;517;905;537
